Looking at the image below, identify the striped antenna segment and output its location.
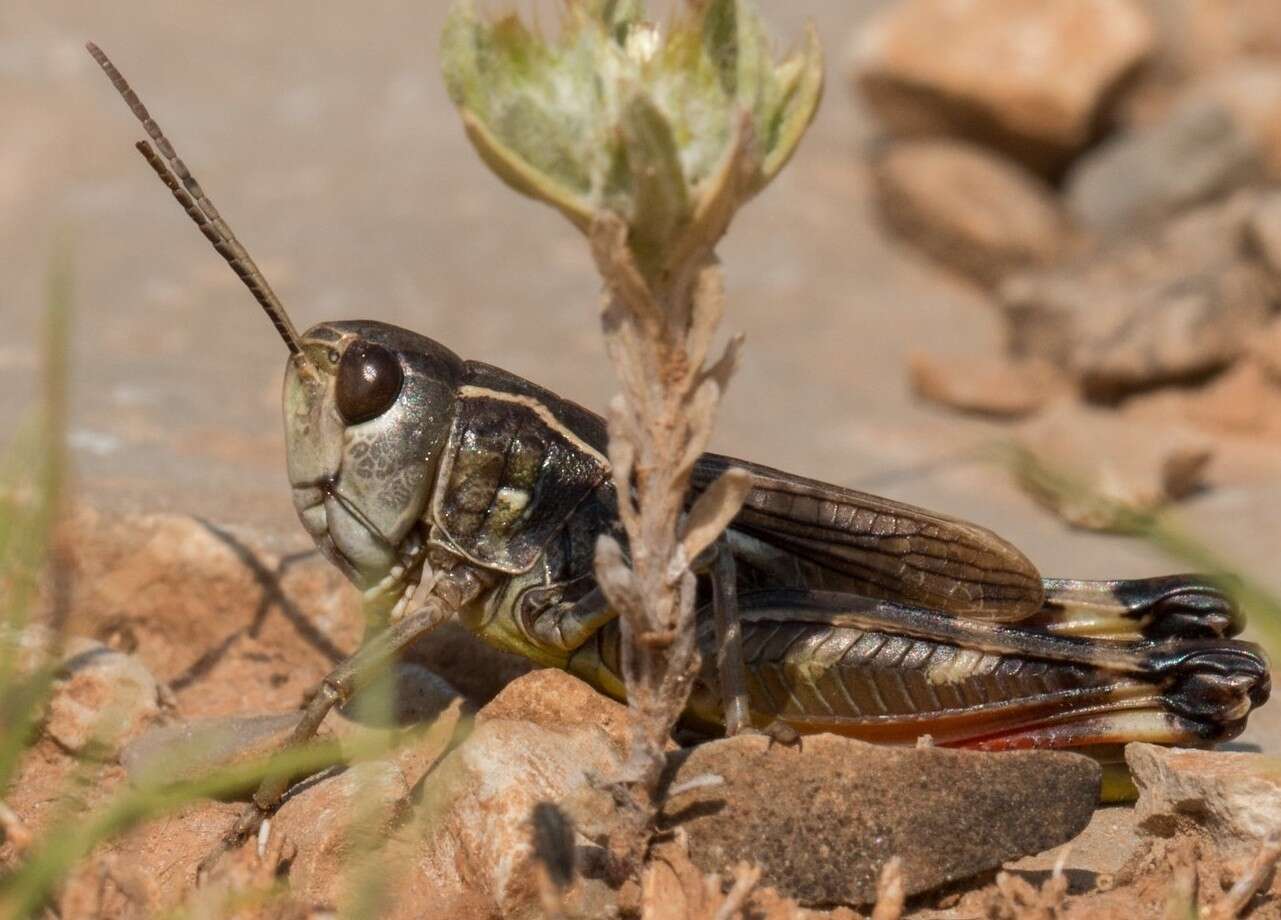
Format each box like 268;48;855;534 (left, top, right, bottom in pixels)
86;42;311;364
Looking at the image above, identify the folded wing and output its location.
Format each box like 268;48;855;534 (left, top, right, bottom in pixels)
693;454;1045;621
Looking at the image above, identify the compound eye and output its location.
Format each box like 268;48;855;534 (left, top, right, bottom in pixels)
336;341;403;425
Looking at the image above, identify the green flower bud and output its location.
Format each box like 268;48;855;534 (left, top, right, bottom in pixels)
442;0;823;277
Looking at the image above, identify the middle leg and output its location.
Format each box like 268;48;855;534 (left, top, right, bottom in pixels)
201;563;486;874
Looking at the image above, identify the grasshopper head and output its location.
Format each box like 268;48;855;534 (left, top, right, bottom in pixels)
284;320;464;589
84;48;466;594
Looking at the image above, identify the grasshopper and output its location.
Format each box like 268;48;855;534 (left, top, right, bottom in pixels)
88;44;1270;846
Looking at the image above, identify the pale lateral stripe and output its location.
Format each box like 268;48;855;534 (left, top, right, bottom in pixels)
458;385;610;467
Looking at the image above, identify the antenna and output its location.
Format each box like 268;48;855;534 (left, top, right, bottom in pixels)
85;42;314;371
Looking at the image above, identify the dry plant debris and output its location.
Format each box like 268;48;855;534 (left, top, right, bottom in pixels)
1204;831;1281;920
0;804;30;857
869;858;905;920
986;854;1070;920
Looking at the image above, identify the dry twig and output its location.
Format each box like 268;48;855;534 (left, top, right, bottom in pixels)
1166;847;1200;920
871;857;905;920
711;861;763;920
0;801;31;855
590;124;756;849
988;850;1069;920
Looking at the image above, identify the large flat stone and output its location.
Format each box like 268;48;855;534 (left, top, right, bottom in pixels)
660;733;1100;907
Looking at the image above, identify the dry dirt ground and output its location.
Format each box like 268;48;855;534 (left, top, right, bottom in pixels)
2;0;1280;910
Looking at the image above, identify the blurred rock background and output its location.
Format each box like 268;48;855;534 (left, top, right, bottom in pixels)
858;0;1281;536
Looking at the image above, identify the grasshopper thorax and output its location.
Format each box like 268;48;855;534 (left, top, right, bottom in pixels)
284;320;463;589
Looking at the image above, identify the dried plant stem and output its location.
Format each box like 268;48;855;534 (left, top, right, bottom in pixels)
870;858;906;920
0;800;32;855
989;851;1069;920
592;230;738;791
1165;858;1199;920
711;862;762;920
447;0;817;876
589;121;755;856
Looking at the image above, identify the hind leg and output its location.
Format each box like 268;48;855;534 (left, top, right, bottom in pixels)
701;542;799;745
1031;575;1241;640
710;542;752;736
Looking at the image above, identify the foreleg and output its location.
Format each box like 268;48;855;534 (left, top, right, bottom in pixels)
200;564;482;874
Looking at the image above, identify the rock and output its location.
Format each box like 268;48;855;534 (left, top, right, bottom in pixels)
121;663;465;793
0;623;55;676
1065;99;1259;235
60;508;361;718
1250;318;1281;382
387;663;460;724
68;799;245;916
1012;404;1213;531
1146;0;1281;76
910;352;1066;418
333;664;469;792
1248;190;1281;278
1000;193;1278;399
1005;805;1145;878
120;711;313;787
412;717;625;919
57;509;503;738
852;0;1155;172
1182;64;1281;180
46;637;160;756
404;620;537;707
661;734;1100;907
272;760;410;905
1184;361;1281;439
338;661;461;728
402;674;632;918
872;141;1068;286
476;668;632;753
0;625;56;726
1127;742;1281;852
